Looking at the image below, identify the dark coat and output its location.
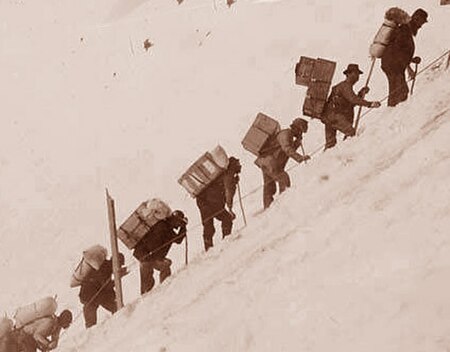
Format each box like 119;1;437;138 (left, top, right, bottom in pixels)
381;23;415;73
255;129;303;176
196;168;239;215
79;260;114;304
133;220;184;262
324;80;371;121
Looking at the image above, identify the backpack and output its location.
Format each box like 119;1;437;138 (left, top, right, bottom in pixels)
370;7;410;58
70;245;108;287
13;297;57;329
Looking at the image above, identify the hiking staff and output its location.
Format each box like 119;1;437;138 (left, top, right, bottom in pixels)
300;142;307;164
410;59;420;95
184;232;188;265
237;182;247;227
354;56;376;132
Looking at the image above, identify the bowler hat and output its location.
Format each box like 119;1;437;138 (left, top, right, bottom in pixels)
412;8;428;23
343;64;363;75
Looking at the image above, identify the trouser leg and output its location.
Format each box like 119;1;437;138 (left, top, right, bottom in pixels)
99;290;118;314
386;71;397;107
202;217;215;251
83;301;100;328
276;171;291;193
153;258;172;284
398;71;409;103
139;261;155;294
386;70;409;107
325;123;337;149
262;171;276;209
216;209;233;238
199;204;215;251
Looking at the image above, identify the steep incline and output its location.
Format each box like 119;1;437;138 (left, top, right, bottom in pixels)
0;0;449;351
59;70;450;352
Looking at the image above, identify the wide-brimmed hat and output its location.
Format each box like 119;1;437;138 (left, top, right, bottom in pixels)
343;64;363;75
412;8;428;23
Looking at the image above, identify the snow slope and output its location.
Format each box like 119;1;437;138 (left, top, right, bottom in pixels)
0;0;449;350
59;70;450;352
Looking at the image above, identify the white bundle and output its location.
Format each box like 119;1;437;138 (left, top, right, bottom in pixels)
385;7;410;25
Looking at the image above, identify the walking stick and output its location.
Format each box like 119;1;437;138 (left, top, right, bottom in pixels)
237;183;247;227
300;142;307;164
410;62;419;96
354;56;376;133
184;233;188;265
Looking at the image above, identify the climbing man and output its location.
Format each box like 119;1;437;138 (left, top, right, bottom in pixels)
79;253;128;328
14;310;72;352
322;63;381;149
256;118;310;209
381;8;428;107
133;210;188;294
196;156;242;251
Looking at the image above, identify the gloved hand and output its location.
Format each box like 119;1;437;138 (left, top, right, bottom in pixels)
179;225;187;236
300;155;311;163
411;56;421;64
370;101;381;108
234;175;240;183
407;65;416;80
358;86;370;96
228;209;236;220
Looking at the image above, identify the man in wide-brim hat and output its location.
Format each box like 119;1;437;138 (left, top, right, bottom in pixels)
322;63;381;150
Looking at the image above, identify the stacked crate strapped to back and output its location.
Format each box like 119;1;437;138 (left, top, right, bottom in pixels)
117;199;172;249
178;146;229;198
295;56;316;86
295;57;336;120
241;113;281;157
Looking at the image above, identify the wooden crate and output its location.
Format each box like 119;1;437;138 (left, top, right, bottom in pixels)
117;203;152;249
242;113;280;156
178;153;224;197
295;56;316;86
303;95;327;120
242;126;270;156
311;58;336;83
253;112;280;133
302;58;336;119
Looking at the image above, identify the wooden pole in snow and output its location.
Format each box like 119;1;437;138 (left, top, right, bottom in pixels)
354;57;376;133
106;189;124;310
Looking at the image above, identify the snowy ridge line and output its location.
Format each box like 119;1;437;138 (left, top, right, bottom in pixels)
60;49;450;333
